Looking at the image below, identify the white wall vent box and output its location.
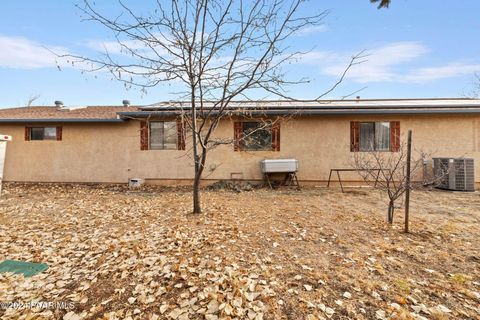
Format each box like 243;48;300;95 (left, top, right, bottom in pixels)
128;178;145;188
261;159;299;173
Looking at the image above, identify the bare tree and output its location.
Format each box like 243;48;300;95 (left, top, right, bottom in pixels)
25;94;41;107
60;0;362;213
471;73;480;98
370;0;391;9
351;133;438;224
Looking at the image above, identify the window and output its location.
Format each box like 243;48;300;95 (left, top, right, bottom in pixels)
25;127;61;141
149;121;178;150
139;120;185;151
359;122;390;151
242;122;272;151
351;121;400;152
234;121;280;151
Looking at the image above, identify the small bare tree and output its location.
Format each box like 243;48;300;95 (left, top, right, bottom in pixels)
471;73;480;98
60;0;362;213
25;94;41;107
370;0;391;8
352;133;433;224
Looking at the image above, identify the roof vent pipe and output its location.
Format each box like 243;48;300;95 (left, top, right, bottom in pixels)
54;101;64;108
122;100;131;107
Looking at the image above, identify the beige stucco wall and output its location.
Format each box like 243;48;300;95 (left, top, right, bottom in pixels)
1;114;479;185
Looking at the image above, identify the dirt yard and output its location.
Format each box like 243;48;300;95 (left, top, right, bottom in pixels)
0;184;479;320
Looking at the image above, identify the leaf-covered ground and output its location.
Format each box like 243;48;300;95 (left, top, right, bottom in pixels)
0;184;479;320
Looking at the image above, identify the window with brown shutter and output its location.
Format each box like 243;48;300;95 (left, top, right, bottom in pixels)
25;127;31;141
350;121;360;151
233;122;243;151
390;121;400;152
176;119;186;150
351;121;400;152
56;126;63;141
233;121;279;151
140;119;185;150
140;120;149;150
150;121;177;150
25;126;60;141
272;122;280;151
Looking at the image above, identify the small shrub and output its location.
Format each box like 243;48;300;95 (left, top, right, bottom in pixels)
450;273;469;285
394;279;411;294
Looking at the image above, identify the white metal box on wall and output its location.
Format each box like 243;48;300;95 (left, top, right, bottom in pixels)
261;159;299;173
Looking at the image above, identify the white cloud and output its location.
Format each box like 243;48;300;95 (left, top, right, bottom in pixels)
320;42;429;82
0;34;69;69
85;39;147;55
84;35;173;59
297;41;480;84
400;63;480;83
295;24;328;36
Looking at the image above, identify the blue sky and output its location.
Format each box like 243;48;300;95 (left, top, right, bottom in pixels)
1;0;480;107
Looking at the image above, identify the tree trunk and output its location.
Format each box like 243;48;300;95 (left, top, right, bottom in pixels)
190;88;201;214
192;146;208;214
404;130;412;233
388;200;395;224
193;169;201;214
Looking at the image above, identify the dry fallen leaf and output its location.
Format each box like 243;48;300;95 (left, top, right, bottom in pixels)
0;184;478;320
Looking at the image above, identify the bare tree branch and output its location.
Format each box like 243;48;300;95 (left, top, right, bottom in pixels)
25;94;41;107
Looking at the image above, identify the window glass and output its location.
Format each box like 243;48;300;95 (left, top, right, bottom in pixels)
44;127;57;140
163;121;178;150
359;121;390;151
375;122;390;151
30;127;45;140
150;122;165;150
243;122;272;151
30;127;57;140
359;122;374;151
150;121;177;150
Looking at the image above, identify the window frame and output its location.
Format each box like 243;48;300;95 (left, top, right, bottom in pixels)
350;120;401;152
359;121;391;152
26;126;61;141
149;120;178;150
234;121;280;152
241;121;273;151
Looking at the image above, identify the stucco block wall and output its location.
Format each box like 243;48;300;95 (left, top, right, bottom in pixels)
207;115;480;183
1;115;479;184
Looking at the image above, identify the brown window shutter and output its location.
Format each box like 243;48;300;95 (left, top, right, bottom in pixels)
390;121;400;152
350;121;360;152
140;120;149;150
56;126;63;141
233;122;243;151
25;127;31;141
176;118;185;150
271;122;280;151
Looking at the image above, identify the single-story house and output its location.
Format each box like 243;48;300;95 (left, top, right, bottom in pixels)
0;98;479;187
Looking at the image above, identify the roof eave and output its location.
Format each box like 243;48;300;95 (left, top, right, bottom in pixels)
139;103;480;111
118;109;480;117
0;118;126;123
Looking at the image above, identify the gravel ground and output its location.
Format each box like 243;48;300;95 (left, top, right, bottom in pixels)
0;183;479;320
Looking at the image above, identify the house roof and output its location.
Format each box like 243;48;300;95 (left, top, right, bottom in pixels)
0;105;139;123
141;98;480;110
120;98;480;117
1;98;480;122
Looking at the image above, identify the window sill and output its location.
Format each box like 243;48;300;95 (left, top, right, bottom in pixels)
236;150;278;152
353;150;394;153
